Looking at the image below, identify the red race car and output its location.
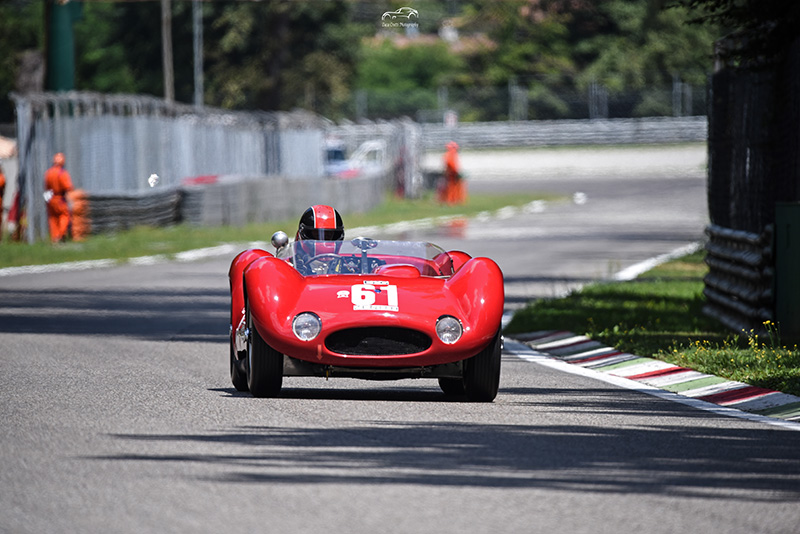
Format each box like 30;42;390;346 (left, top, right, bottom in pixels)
228;233;504;401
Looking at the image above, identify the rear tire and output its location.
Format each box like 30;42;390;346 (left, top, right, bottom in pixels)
230;341;249;392
246;302;283;398
463;330;502;402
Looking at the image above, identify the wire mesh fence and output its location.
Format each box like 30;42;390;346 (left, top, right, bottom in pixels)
10;92;420;242
353;80;707;123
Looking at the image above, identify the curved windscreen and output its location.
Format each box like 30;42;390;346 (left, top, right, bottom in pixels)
276;238;454;277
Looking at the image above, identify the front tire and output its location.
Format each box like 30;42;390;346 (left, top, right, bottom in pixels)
463;330;502;402
246;302;283;398
438;377;465;396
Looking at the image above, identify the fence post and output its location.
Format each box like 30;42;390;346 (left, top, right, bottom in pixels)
775;203;800;341
588;81;607;119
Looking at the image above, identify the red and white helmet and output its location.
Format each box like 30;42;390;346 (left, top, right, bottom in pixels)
296;205;344;242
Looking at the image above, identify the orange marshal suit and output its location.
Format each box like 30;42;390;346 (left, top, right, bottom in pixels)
44;164;74;242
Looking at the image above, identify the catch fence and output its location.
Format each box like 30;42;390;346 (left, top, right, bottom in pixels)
11;92;419;243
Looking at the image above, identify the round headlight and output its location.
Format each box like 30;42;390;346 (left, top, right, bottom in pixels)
436;316;462;344
293;313;321;341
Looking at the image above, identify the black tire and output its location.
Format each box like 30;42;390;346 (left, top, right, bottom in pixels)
230;340;249;392
463;330;502;402
246;302;283;398
438;377;465;396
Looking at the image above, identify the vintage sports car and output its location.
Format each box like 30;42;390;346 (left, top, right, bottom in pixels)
228;233;504;401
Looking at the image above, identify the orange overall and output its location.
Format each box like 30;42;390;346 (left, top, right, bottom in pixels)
44;157;74;242
440;141;465;204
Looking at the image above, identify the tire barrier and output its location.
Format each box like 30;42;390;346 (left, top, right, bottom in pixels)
702;223;774;335
85;188;183;233
82;169;389;234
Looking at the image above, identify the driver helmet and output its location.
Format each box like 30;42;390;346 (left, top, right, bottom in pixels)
295;205;345;258
296;205;345;242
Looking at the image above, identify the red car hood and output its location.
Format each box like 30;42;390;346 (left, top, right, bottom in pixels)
242;255;504;367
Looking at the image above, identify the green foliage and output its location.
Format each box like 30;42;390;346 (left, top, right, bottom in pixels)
0;0;44;123
74;3;138;95
0;0;724;122
663;324;800;395
577;1;720;91
671;0;800;65
358;40;464;90
202;1;369;115
356;38;465;117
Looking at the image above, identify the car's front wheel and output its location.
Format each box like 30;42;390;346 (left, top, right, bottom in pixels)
438;377;465;396
246;302;284;398
463;330;502;402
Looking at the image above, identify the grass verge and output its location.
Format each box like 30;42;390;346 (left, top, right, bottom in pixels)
504;250;800;397
0;191;558;269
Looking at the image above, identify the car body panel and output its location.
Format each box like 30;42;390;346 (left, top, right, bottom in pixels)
229;239;503;378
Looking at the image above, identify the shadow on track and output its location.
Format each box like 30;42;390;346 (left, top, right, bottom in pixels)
0;287;229;342
91;409;800;500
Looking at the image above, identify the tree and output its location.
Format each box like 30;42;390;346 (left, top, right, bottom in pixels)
203;0;369;116
579;1;719;89
671;0;800;65
356;37;465;118
0;0;44;123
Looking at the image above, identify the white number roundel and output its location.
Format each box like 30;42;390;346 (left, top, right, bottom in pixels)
350;283;399;311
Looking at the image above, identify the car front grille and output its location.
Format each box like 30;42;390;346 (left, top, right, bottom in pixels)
325;327;432;356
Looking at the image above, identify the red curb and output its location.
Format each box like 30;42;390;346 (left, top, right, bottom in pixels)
626;366;690;381
696;385;775;405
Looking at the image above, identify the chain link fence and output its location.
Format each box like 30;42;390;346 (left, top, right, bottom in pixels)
10;92;420;243
355;79;707;123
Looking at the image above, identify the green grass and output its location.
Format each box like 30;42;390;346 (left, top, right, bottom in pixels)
505;251;800;397
0;191;558;269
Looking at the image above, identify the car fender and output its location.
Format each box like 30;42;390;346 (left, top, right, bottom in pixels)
229;249;273;337
444;257;504;335
447;250;472;273
243;256;305;341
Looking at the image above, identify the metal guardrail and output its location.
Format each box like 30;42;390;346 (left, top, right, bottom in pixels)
421;116;707;150
702;223;774;334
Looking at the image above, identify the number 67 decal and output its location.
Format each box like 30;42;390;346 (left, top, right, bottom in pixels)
351;283;399;311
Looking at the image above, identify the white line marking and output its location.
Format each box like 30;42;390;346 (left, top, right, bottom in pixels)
0;259;117;277
613;242;702;281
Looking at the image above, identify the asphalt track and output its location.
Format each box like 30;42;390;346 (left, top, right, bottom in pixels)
2;145;800;533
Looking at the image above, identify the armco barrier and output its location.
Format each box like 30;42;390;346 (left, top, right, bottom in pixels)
179;172;387;227
84;170;389;234
421;116;707;150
